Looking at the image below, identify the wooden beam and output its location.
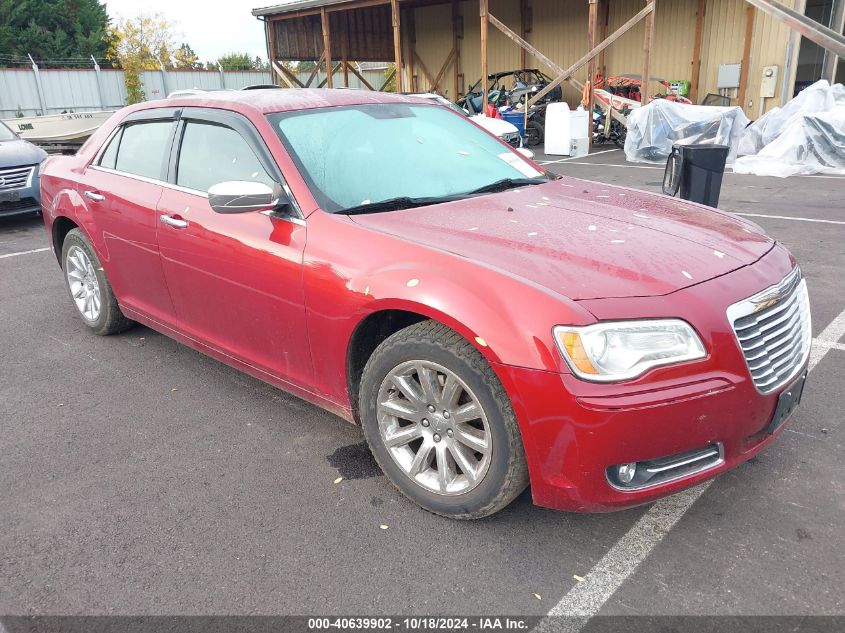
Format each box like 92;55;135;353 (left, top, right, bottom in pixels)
321;8;333;88
528;2;654;107
480;0;489;115
689;0;706;103
347;62;376;90
432;48;457;93
266;19;278;85
318;62;343;88
487;12;564;82
273;61;305;88
343;57;349;87
587;0;598;148
737;5;755;111
641;0;656;103
304;51;325;87
742;0;845;59
391;0;404;92
413;50;436;89
379;66;397;91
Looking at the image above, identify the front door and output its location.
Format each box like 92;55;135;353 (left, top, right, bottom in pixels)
156;113;312;388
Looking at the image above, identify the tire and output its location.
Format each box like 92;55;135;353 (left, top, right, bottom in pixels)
61;228;134;336
359;320;529;519
525;121;544;147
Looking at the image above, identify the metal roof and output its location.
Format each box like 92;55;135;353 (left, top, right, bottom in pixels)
252;0;357;17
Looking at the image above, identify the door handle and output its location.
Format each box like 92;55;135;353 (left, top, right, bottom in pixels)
160;214;189;229
84;191;105;202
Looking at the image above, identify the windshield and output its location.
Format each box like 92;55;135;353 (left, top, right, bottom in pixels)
268;103;549;213
0;122;17;142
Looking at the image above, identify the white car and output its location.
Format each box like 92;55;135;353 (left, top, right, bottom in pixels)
411;93;524;149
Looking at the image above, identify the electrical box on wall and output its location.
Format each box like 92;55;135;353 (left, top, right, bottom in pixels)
760;65;779;98
717;63;742;89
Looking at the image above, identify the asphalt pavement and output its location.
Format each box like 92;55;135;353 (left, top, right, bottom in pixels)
1;149;843;620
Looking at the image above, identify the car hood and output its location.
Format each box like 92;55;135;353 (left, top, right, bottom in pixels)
349;177;774;300
0;137;47;167
470;114;519;137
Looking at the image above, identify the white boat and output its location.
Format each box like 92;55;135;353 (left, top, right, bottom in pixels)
1;110;115;143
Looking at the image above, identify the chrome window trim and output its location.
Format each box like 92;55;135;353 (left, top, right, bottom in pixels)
726;267;812;395
89;165;208;198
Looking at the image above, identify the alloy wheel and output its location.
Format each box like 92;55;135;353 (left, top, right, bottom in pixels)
65;245;101;321
376;360;492;496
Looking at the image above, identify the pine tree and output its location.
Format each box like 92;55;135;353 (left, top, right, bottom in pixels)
0;0;111;65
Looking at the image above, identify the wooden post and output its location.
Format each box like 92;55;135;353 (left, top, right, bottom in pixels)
598;0;609;78
321;8;333;88
480;0;489;116
452;0;461;98
266;18;278;85
737;5;755;112
689;0;706;103
408;9;417;92
342;11;349;87
391;0;404;92
520;0;527;69
587;0;598;148
641;0;656;103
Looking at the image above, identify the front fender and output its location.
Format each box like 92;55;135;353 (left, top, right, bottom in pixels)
303;211;594;408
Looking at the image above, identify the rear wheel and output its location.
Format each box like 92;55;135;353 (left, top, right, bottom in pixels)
359;320;529;519
61;229;134;336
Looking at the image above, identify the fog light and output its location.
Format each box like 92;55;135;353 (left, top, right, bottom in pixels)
617;463;637;484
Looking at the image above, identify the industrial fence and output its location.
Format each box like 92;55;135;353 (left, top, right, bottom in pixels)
0;66;387;118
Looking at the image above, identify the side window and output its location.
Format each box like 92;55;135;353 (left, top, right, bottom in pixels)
176;122;272;193
114;121;174;180
97;128;122;169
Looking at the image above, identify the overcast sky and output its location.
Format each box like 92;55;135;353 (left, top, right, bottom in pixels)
105;0;285;62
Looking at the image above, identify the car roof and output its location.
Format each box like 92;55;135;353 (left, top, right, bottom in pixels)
139;88;426;116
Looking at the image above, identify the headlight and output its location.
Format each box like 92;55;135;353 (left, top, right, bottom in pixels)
553;319;706;382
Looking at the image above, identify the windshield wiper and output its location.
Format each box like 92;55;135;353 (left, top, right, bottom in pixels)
465;177;547;195
340;195;466;215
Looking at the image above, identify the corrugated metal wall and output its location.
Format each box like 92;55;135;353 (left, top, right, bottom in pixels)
407;0;797;114
0;69;274;118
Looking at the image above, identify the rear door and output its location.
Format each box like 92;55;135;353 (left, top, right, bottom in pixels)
156;108;312;388
82;110;179;326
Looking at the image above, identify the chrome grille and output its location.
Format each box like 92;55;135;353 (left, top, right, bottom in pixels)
0;165;34;190
727;267;811;394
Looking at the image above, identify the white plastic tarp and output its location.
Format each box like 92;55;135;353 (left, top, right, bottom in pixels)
624;99;750;165
734;80;845;177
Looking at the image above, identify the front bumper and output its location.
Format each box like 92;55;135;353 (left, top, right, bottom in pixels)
494;244;806;512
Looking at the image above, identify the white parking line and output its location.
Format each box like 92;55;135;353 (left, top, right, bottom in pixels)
540;306;845;630
0;247;50;260
538;149;621;165
732;212;845;226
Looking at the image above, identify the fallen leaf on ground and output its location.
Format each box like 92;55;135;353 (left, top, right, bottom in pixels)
379;524;389;530
573;575;585;583
533;593;542;600
333;476;343;484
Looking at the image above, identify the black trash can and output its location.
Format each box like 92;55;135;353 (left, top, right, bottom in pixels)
662;143;729;208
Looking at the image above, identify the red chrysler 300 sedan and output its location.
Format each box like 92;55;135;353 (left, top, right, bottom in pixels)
40;89;811;519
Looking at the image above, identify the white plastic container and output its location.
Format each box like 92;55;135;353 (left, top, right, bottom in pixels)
569;109;590;158
544;102;572;155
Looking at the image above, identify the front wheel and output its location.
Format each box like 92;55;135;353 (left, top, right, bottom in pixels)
359;321;529;519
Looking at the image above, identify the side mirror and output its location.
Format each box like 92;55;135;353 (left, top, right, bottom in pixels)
515;147;535;160
207;181;287;214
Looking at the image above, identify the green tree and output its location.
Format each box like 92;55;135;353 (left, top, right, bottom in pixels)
0;0;111;65
174;42;202;70
107;13;179;104
214;52;255;71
